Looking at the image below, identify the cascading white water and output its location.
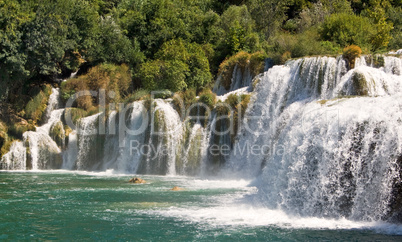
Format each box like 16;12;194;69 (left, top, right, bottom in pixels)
0;88;64;170
384;56;402;75
223;57;346;177
23;93;64;170
75;113;102;170
178;123;209;176
43;88;61;123
62;130;78;170
109;102;148;173
139;100;184;175
221;55;402;221
0;141;26;170
213;64;254;95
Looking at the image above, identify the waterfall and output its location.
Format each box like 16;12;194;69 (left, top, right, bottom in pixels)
178;123;209;176
62;100;185;175
220;55;402;221
136;100;184;175
62;130;78;170
75;113;103;170
0;141;26;170
108;102;147;173
0;88;63;170
43;88;61;123
384;56;402;75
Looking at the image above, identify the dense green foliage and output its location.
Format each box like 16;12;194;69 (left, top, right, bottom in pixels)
1;0;401;102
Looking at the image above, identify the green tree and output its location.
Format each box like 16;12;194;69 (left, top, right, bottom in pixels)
138;39;211;91
220;5;259;54
364;0;393;50
320;13;376;49
247;0;290;38
0;0;31;100
86;16;144;66
138;59;188;91
387;5;402;49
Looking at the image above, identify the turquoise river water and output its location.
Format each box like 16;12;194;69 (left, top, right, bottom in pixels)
1;171;402;241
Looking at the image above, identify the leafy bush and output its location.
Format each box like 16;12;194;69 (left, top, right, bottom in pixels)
8;122;35;140
215;101;231;116
220;5;260;54
198;90;217;109
321;13;375;49
153;90;173;99
172;89;197;115
49;121;65;148
1;139;14;158
63;108;89;125
61;63;132;110
138;39;212;92
269;29;341;64
138;59;189;92
218;51;266;90
225;94;240;109
343;45;362;69
124;89;150;103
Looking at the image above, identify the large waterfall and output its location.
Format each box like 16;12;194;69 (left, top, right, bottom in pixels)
1;55;402;222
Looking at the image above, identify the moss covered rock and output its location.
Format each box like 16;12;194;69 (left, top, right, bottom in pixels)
0;121;8;153
50;121;66;148
218;51;267;90
352;72;369;96
24;85;52;125
8;121;36;139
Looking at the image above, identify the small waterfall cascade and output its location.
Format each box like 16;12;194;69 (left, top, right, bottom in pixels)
62;100;186;175
213;58;274;95
62;130;78;170
0;88;64;170
177;122;209;176
0;141;26;170
220;55;402;221
154;99;184;175
223;56;347;177
75;113;103;170
103;103;147;173
136;100;184;175
43;88;61;123
213;64;254;95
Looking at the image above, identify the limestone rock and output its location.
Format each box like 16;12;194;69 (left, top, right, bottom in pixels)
129;177;146;184
170;186;184;191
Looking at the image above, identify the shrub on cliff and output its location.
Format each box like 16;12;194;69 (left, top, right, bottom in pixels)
218;51;267;90
343;45;362;69
321;13;376;50
61;63;132;110
24;85;52;125
198;90;217;109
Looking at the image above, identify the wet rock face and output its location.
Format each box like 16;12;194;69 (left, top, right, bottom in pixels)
388;155;402;223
